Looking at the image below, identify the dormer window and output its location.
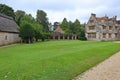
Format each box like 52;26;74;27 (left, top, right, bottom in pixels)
89;26;95;30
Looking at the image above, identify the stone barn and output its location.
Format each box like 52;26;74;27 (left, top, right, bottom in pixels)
0;14;20;46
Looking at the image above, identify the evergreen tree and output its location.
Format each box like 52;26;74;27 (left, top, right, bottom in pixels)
68;21;74;34
73;19;81;34
61;18;70;33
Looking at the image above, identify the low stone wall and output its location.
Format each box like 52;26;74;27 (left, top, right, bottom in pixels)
0;32;21;46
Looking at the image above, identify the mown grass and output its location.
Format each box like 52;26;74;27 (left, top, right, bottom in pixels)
0;40;120;80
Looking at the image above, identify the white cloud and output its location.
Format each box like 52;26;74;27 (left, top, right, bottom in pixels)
1;0;120;23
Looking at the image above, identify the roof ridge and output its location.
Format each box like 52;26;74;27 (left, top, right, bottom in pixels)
0;13;13;20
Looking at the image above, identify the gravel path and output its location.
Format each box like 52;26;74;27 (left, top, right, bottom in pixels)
73;51;120;80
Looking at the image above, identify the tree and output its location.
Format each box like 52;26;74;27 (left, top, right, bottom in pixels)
68;21;74;34
0;4;15;19
19;22;35;43
78;23;87;40
15;10;25;26
32;23;43;41
36;10;49;32
61;18;70;33
73;19;81;34
20;14;35;24
53;22;60;30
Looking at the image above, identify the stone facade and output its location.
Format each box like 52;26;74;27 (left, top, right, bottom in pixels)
0;14;21;46
0;32;20;46
85;13;120;41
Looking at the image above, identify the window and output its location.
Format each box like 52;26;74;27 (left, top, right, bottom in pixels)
115;26;118;30
88;33;96;38
109;26;112;30
103;33;106;38
109;33;112;38
102;25;106;29
90;20;94;23
115;33;118;38
89;26;95;30
5;35;7;40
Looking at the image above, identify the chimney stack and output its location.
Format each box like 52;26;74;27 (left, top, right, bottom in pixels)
91;13;96;17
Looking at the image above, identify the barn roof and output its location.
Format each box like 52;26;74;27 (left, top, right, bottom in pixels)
0;13;19;33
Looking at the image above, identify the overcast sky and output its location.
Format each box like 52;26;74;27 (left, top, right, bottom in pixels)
1;0;120;23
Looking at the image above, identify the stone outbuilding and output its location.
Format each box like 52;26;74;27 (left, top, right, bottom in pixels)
51;26;78;40
0;14;20;46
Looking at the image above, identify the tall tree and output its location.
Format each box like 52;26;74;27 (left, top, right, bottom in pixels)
74;19;81;34
53;22;60;30
61;18;70;33
15;10;25;26
68;21;74;34
0;4;15;19
36;10;49;32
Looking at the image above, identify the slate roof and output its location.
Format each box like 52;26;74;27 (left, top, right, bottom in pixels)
0;13;19;33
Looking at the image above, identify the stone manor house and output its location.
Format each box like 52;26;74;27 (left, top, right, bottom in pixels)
85;13;120;41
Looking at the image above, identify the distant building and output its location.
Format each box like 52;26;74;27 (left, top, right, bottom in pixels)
85;13;120;41
0;14;20;46
51;26;78;40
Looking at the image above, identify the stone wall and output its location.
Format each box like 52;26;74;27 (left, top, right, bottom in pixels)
0;32;21;46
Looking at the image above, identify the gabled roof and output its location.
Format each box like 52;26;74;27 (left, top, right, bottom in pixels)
0;13;19;33
54;26;64;34
96;17;108;22
91;13;118;23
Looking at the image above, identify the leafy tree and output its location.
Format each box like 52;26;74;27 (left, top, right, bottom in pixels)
32;23;43;41
20;14;35;24
15;10;25;26
61;18;70;33
19;22;35;43
0;4;15;19
36;10;49;32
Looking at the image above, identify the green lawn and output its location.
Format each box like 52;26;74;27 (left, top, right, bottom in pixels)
0;40;120;80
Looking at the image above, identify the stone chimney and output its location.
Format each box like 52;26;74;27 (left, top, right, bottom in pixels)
114;16;117;20
91;13;96;17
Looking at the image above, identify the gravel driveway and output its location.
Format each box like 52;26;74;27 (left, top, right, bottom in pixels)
73;51;120;80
